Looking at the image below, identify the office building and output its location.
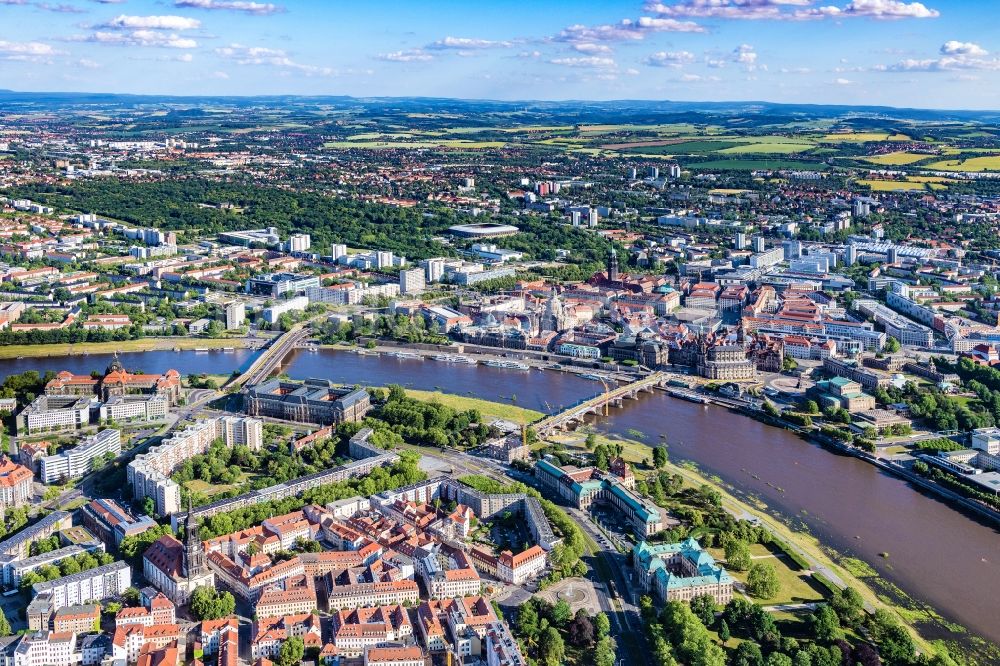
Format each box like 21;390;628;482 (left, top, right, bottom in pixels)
246;272;320;297
245;378;371;425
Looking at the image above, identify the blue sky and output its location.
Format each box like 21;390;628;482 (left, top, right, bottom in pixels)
1;0;997;109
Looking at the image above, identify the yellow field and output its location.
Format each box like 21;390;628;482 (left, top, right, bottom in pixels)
862;152;932;165
858;179;929;191
822;132;910;142
925;155;1000;171
708;188;751;195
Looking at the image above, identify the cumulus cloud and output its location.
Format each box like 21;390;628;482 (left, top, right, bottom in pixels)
103;15;201;30
644;0;939;20
377;49;433;63
876;40;1000;71
549;56;618;69
80;31;199;48
77;58;101;68
553;16;704;45
426;36;512;50
174;0;284;15
215;43;333;75
940;40;987;57
0;40;59;56
644;50;695;68
680;73;720;81
572;43;613;54
835;77;853;84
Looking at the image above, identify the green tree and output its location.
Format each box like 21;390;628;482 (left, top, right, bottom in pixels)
724;540;753;572
803;400;819;415
733;641;764;666
746;562;781;599
885;336;901;353
538;626;565;666
690;594;716;627
718;619;730;644
277;636;304;666
829;586;864;628
653;445;668;468
810;605;844;643
550;599;572;628
189;586;236;621
594;636;616;666
0;608;10;637
594;612;611;640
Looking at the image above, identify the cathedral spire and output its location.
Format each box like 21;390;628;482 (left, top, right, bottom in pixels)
608;247;620;283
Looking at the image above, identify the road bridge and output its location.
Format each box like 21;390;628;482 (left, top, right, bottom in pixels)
533;372;666;436
228;323;312;389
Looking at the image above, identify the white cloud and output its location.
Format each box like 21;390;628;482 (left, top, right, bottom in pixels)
553;16;704;44
0;40;58;56
210;70;230;79
174;0;284;15
549;56;618;69
644;0;939;20
644;50;695;68
76;58;101;69
877;41;1000;71
516;50;542;59
82;31;199;48
572;43;613;54
214;43;332;74
104;15;201;30
426;36;512;50
377;49;434;63
835;77;853;84
941;40;987;57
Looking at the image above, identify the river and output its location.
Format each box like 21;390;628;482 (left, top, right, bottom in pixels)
3;347;998;642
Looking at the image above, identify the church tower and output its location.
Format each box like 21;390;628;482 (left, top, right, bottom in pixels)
182;497;206;578
608;248;620;283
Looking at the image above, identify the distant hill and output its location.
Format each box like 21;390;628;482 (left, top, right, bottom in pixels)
0;89;997;123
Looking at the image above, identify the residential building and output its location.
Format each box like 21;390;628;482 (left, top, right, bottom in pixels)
79;499;157;548
31;561;131;612
0;458;33;512
39;429;122;484
399;268;426;295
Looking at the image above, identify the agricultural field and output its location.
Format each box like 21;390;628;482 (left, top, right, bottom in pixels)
323;138;507;149
821;132;911;142
861;151;934;165
857;179;948;192
924;154;1000;171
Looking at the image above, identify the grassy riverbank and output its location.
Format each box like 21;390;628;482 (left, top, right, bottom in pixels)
546;428;972;659
0;337;248;360
404;389;542;425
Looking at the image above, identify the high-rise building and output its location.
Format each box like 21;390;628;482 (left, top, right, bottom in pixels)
399;268;426;295
887;247;899;264
734;233;747;250
287;233;311;253
751;236;765;253
628;167;637;180
331;244;348;261
588;209;599;228
667;163;681;178
421;258;445;283
224;301;245;331
852;198;871;219
845;243;858;266
649;167;659;180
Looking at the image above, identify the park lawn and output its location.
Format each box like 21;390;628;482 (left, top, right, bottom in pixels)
183;373;229;388
710;542;828;607
925;154;1000;171
404;389;542;425
862;152;933;165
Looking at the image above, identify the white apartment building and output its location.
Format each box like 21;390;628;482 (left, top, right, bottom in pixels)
31;561;131;612
13;631;79;666
99;395;169;424
225;301;246;330
40;429;121;484
128;416;262;516
399;268;426;295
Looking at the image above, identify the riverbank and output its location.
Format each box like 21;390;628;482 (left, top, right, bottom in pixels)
403;389;542;425
0;337;250;360
554;428;950;658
